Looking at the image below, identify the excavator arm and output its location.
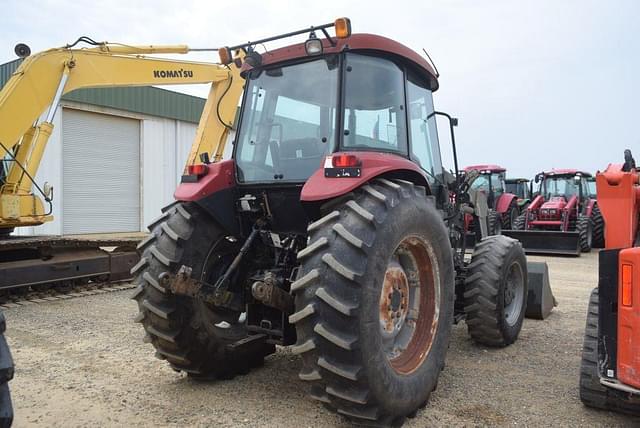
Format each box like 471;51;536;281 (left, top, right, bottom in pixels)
0;42;244;230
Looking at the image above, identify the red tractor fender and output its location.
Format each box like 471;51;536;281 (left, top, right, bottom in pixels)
174;160;235;201
527;194;545;212
495;193;518;214
301;152;429;202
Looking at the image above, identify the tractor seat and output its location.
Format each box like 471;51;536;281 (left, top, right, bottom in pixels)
277;138;327;179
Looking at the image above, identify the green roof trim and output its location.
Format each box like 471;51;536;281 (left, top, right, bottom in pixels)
1;58;206;123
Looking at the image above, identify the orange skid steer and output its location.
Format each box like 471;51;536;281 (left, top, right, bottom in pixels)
580;160;640;413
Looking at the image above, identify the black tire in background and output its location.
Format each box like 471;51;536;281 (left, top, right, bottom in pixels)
291;178;454;426
501;200;519;230
131;202;274;379
0;311;13;428
577;216;593;253
464;235;528;347
579;288;640;414
591;204;605;248
512;213;526;230
488;210;503;236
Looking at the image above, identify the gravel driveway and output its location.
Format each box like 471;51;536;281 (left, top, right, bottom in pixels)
5;252;640;427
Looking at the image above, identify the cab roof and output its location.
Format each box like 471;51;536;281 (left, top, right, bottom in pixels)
463;164;506;173
245;33;439;91
544;169;592;177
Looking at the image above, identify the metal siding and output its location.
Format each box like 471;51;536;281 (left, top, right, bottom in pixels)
0;59;206;123
142;118;177;229
62;109;141;234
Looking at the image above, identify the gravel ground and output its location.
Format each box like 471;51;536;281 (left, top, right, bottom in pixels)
5;252;640;427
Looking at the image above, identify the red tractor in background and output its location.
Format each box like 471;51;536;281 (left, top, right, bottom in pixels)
580;159;640;414
506;169;604;255
462;165;520;239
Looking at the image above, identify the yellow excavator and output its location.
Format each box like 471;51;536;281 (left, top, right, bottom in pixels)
0;38;244;292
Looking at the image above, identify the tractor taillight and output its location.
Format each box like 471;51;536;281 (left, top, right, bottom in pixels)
622;264;633;307
324;154;362;178
188;164;208;176
332;154;360;168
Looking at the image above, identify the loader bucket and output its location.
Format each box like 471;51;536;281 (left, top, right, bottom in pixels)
503;230;581;256
525;261;557;319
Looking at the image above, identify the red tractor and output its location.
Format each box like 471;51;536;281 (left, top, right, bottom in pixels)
507;169;604;255
132;19;542;425
461;165;520;240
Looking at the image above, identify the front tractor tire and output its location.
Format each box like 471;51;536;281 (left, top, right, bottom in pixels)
592;204;605;248
464;235;528;347
577;216;593;253
291;179;454;426
512;213;526;230
131;202;274;378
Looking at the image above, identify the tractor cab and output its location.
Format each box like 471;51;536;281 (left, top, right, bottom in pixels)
231;31;448;233
464;165;506;208
505;178;531;209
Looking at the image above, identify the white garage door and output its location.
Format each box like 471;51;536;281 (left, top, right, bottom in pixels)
62;109;141;234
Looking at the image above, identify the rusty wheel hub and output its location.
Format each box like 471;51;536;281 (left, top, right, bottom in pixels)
379;237;440;374
380;263;410;337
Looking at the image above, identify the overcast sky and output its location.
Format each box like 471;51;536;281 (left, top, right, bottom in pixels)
2;0;638;178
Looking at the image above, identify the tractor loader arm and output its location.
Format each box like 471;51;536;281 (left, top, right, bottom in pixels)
0;42;244;230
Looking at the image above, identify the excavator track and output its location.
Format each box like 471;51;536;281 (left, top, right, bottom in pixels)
0;235;141;302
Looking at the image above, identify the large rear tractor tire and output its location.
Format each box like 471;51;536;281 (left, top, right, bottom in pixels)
577;216;593;253
579;288;640;413
0;311;13;428
464;235;527;347
291;178;454;426
131;202;274;378
592;204;605;248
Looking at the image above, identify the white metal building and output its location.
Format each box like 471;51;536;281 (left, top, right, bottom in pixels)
19;102;198;236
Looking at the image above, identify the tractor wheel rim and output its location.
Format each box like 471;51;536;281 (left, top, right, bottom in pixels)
379;236;440;375
504;261;525;327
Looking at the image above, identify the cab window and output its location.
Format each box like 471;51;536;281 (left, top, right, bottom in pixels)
342;53;407;154
407;74;443;182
